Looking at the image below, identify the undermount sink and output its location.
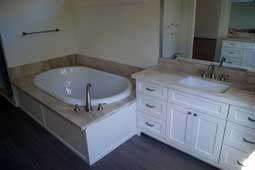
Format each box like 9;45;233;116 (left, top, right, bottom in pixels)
179;76;230;93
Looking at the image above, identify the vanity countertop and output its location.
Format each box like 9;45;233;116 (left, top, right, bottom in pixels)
11;75;136;130
132;67;255;109
224;37;255;43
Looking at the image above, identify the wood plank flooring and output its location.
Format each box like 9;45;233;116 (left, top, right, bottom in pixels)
0;96;220;170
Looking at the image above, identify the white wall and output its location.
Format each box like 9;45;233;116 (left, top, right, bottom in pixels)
72;0;160;68
0;0;76;67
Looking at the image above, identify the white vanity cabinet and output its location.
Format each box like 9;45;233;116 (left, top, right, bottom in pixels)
136;80;228;167
189;111;225;162
166;104;192;150
220;105;255;170
166;103;225;163
221;40;255;69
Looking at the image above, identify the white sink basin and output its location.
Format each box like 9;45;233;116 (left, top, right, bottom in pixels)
179;76;230;93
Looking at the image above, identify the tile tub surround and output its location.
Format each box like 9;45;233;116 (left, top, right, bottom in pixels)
8;55;78;80
132;67;255;109
8;54;142;81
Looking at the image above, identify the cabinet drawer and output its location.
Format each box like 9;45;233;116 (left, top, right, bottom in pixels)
244;42;255;50
223;41;244;48
168;89;229;119
224;122;255;153
224;56;242;65
137;81;168;100
228;106;255;129
138;113;166;139
222;48;243;58
220;145;254;170
137;94;167;120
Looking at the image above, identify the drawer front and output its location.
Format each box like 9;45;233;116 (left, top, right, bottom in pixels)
168;89;229;119
244;42;255;50
222;48;243;58
224;122;255;153
224;56;242;65
137;94;167;120
137;81;168;100
223;41;244;48
138;113;166;139
220;145;253;170
228;106;255;129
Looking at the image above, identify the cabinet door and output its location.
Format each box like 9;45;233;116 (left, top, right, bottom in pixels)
190;112;225;162
166;104;193;150
242;50;255;68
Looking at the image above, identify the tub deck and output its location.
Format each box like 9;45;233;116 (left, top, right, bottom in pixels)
11;74;136;130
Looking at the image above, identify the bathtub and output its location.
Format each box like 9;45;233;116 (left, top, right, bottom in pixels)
33;67;132;106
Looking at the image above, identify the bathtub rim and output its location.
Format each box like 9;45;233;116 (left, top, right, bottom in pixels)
33;66;133;107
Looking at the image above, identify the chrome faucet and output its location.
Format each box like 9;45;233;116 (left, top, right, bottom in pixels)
219;57;226;67
207;64;216;80
85;83;93;112
172;52;184;59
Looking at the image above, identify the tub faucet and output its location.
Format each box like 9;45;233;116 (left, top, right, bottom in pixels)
85;83;93;112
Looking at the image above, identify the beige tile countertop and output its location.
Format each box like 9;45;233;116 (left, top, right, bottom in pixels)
132;67;255;109
224;37;255;43
11;75;136;131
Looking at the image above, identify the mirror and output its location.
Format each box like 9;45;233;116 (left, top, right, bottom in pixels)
161;0;255;70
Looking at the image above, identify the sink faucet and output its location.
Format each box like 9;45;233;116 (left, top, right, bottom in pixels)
207;64;216;80
85;83;93;112
219;57;226;67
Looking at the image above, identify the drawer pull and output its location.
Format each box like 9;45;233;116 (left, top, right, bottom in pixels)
248;117;255;122
193;113;198;117
187;112;192;115
145;104;156;109
229;52;235;54
230;43;235;46
243;138;255;145
145;122;154;127
237;161;244;167
146;88;155;92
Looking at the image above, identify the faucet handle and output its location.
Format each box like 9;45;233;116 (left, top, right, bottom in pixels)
74;105;80;113
200;71;207;79
211;71;216;80
97;103;107;111
219;74;227;82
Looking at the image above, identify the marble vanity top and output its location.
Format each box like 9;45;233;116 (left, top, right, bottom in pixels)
132;67;255;109
225;37;255;43
11;75;136;130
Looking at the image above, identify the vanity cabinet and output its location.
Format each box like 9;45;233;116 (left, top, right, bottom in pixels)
221;40;255;69
136;80;228;166
220;105;255;170
166;104;192;149
189;111;225;162
166;103;225;163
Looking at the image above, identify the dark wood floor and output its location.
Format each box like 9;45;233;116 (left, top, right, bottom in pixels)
0;96;220;170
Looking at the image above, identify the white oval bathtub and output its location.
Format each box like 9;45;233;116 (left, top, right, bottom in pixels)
33;67;132;106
